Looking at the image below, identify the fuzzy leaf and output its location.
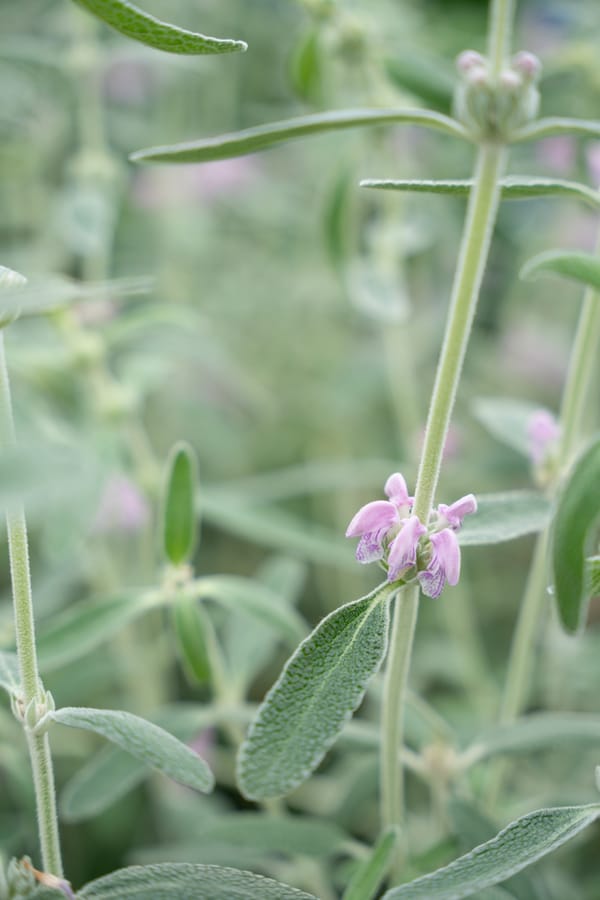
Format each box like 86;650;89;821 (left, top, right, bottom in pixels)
130;108;467;164
70;0;246;55
162;442;198;566
0;651;20;696
0;275;151;319
383;804;600;899
360;177;600;209
588;556;600;595
512;117;600;143
472;397;543;458
237;585;392;800
78;863;317;899
552;435;600;633
290;28;324;105
521;250;600;291
343;826;400;900
49;706;214;793
384;54;454;111
458;492;551;546
171;596;211;685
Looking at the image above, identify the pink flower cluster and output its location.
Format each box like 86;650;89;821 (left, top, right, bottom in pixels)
345;473;476;598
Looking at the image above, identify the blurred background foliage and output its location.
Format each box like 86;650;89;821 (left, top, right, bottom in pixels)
1;0;600;896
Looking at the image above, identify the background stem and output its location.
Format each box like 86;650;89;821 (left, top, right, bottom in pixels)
487;0;516;78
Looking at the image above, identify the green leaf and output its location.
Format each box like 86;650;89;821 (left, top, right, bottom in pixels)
458;492;551;546
290;28;324;106
382;804;600;899
162;442;198;566
472;397;542;458
551;435;600;633
0;651;20;696
49;706;214;794
78;863;317;898
360;177;600;209
587;555;600;595
190;575;306;645
171;596;211;685
521;250;600;292
384;54;454;111
130;108;468;164
512;117;600;144
70;0;247;55
37;593;156;672
324;168;356;267
343;826;400;900
462;713;600;769
237;585;392;800
0;274;152;319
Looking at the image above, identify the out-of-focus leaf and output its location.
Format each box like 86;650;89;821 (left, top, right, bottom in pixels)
171;596;211;686
512;117;600;143
0;651;20;695
324;168;356;267
382;804;600;899
551;435;600;633
0;275;152;319
37;593;157;672
70;0;247;55
237;585;392;800
462;713;600;768
384;53;454;111
521;250;600;291
472;397;542;458
458;492;551;546
189;575;306;645
78;864;317;898
49;706;214;793
361;177;600;209
130;108;468;164
588;556;600;595
290;28;324;105
162;442;197;566
343;826;400;900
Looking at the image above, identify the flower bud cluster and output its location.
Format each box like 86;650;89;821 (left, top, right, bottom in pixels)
345;473;477;598
1;858;74;900
10;689;55;734
454;49;541;141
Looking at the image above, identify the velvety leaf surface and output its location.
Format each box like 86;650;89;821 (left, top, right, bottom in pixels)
237;585;392;799
78;863;317;898
464;713;600;767
383;805;600;899
162;441;197;565
71;0;246;54
130;108;468;164
551;435;600;632
49;707;214;793
458;492;551;545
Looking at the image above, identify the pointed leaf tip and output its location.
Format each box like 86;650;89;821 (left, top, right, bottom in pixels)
162;441;198;566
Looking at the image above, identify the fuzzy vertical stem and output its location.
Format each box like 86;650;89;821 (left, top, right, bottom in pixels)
380;143;507;862
0;332;63;876
487;0;516;78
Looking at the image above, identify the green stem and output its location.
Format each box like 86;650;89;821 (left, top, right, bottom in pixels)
487;0;516;78
380;142;507;857
0;333;63;876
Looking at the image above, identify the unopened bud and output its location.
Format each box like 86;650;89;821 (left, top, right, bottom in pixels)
456;49;485;72
499;69;522;91
512;50;541;81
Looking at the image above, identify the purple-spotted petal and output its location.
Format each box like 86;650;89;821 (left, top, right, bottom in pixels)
418;566;446;599
356;529;387;564
437;493;477;530
418;528;461;598
384;472;411;506
346;500;397;538
387;515;426;581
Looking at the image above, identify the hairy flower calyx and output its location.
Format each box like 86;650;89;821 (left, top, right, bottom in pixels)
346;472;477;598
454;49;541;142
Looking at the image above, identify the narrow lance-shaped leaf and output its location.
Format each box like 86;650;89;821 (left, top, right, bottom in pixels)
0;274;152;320
551;435;600;633
458;492;551;546
343;827;400;900
511;117;600;144
70;0;247;55
588;556;600;596
171;596;211;685
130;108;468;164
162;442;198;566
78;863;317;899
521;250;600;292
383;804;600;900
360;177;600;210
237;584;392;800
48;707;214;793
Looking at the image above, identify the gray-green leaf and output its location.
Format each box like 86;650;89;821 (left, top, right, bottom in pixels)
511;117;600;144
360;177;600;209
472;397;543;458
70;0;247;55
49;706;214;793
551;435;600;633
521;250;600;292
343;826;400;900
0;274;151;319
588;556;600;595
130;108;467;164
0;651;20;696
78;863;317;898
237;585;392;800
382;804;600;899
162;442;198;566
458;492;551;546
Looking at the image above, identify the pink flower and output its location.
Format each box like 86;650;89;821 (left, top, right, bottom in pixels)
93;474;150;534
436;494;477;530
387;515;427;581
345;472;412;564
527;409;560;465
418;529;461;599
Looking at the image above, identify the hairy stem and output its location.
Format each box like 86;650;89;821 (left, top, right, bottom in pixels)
487;0;516;78
0;332;63;876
